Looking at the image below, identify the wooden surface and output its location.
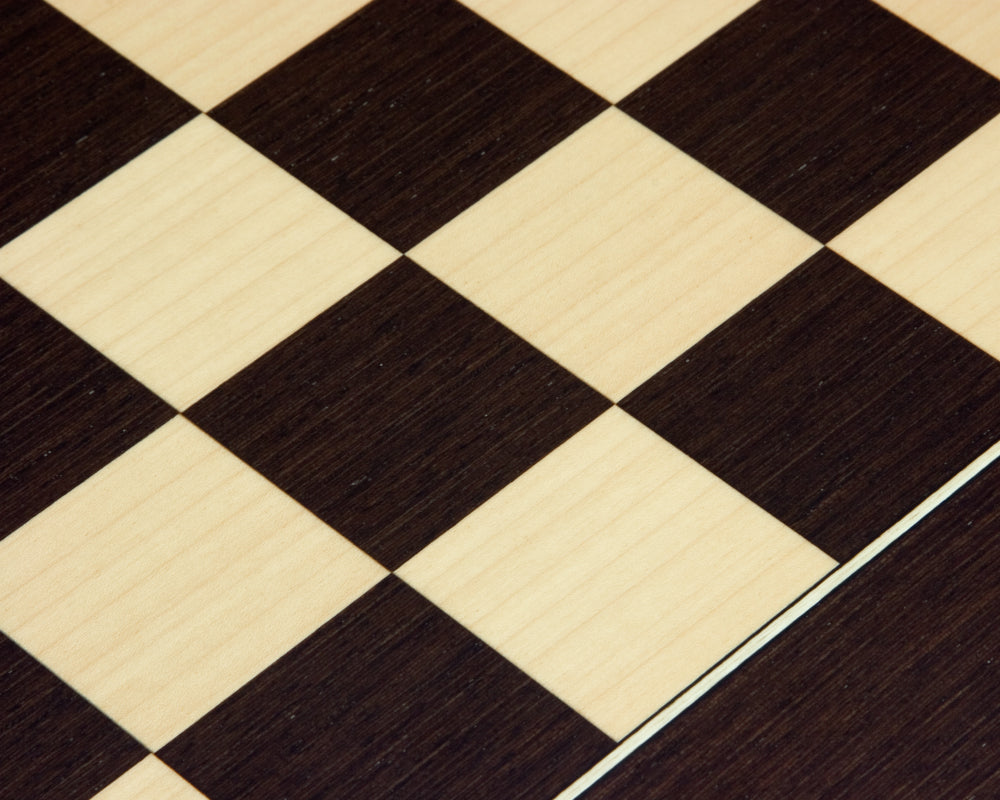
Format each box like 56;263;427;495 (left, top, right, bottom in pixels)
3;1;1000;798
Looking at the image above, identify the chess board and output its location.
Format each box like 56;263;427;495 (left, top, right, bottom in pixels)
5;0;1000;797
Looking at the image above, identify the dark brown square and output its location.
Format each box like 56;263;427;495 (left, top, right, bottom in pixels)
0;1;197;248
0;280;176;541
618;0;1000;242
160;576;613;800
185;258;610;569
209;0;607;251
0;632;147;799
620;249;1000;562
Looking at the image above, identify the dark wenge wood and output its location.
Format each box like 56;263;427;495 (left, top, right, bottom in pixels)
583;457;1000;798
210;0;607;251
619;0;1000;241
186;258;610;569
160;576;613;800
0;632;147;800
0;280;176;541
0;0;197;248
621;249;1000;563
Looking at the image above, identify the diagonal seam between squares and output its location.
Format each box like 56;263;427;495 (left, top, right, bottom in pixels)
0;417;387;750
875;0;1000;80
620;248;1000;563
412;107;820;401
209;0;608;251
0;0;197;247
430;431;749;640
89;755;209;800
831;112;1000;365
617;0;1000;242
46;0;373;110
0;629;149;800
0;280;176;542
0;115;399;411
30;127;262;290
464;0;759;102
186;257;611;570
398;407;835;739
158;575;614;800
419;420;693;608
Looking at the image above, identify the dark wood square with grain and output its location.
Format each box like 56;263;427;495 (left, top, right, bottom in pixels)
618;0;1000;242
0;632;147;800
209;0;607;252
0;0;197;248
186;257;610;569
0;279;175;542
159;575;613;800
582;453;1000;799
620;248;1000;563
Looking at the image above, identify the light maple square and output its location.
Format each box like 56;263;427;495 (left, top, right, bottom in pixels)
831;113;1000;361
46;0;371;110
411;108;820;401
463;0;759;102
0;115;397;410
398;407;835;740
0;417;387;750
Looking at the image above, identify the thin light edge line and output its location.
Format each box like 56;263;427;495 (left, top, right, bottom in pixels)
553;436;1000;800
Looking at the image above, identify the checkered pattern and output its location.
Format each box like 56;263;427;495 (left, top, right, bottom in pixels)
4;1;1000;798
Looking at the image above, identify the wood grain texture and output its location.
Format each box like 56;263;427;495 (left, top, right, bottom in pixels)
413;107;819;400
92;757;207;800
832;113;1000;365
0;417;387;750
0;632;146;800
462;0;758;102
619;0;1000;241
186;258;611;569
877;0;1000;79
159;576;614;800
0;115;397;410
46;0;371;110
0;280;174;542
210;0;607;251
3;1;1000;796
0;0;196;247
621;248;1000;563
581;456;1000;799
399;407;835;740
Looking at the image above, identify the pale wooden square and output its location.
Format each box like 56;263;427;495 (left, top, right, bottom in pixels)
398;408;836;740
47;0;370;110
92;756;208;800
0;116;397;410
0;417;387;750
877;0;1000;79
411;109;820;400
464;0;758;101
831;113;1000;361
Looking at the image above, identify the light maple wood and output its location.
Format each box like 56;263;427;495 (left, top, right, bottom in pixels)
399;408;836;740
0;115;397;410
464;0;758;101
832;113;1000;361
413;108;820;401
0;417;387;750
92;756;208;800
46;0;370;110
